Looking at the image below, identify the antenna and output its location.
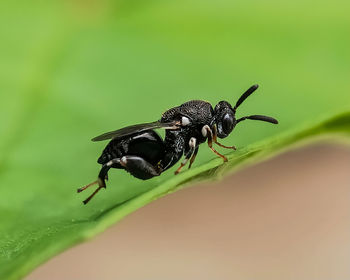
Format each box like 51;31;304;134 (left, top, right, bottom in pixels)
234;84;259;110
236;115;278;124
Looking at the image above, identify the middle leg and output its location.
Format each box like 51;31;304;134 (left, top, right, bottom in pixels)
175;137;197;175
188;146;199;169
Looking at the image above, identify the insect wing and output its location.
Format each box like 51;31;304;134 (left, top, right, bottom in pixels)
91;121;180;142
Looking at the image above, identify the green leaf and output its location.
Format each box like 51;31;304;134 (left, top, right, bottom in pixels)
0;1;350;279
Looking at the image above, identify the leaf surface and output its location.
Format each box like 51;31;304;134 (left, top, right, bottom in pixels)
0;1;349;279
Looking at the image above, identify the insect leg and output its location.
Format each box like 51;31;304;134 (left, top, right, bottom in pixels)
202;125;228;162
212;126;236;150
188;146;199;169
78;158;121;204
175;137;197;174
119;155;162;180
77;179;100;193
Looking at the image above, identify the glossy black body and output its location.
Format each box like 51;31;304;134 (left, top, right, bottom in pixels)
98;100;213;180
78;84;278;204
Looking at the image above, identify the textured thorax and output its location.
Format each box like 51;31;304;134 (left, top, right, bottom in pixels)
161;100;214;125
160;100;214;162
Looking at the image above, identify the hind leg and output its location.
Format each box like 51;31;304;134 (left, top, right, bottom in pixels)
119;155;161;180
77;158;121;204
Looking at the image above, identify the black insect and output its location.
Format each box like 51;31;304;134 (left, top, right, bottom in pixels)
78;84;278;204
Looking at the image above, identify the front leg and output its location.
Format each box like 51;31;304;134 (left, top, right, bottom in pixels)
212;125;236;150
202;125;228;162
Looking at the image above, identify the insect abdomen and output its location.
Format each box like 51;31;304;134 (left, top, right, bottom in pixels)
97;139;124;164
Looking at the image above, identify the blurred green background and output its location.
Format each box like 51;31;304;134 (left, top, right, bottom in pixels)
0;0;349;279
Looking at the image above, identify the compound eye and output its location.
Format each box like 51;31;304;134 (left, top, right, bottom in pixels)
222;113;234;134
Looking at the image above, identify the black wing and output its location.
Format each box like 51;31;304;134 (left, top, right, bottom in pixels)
91;120;180;142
